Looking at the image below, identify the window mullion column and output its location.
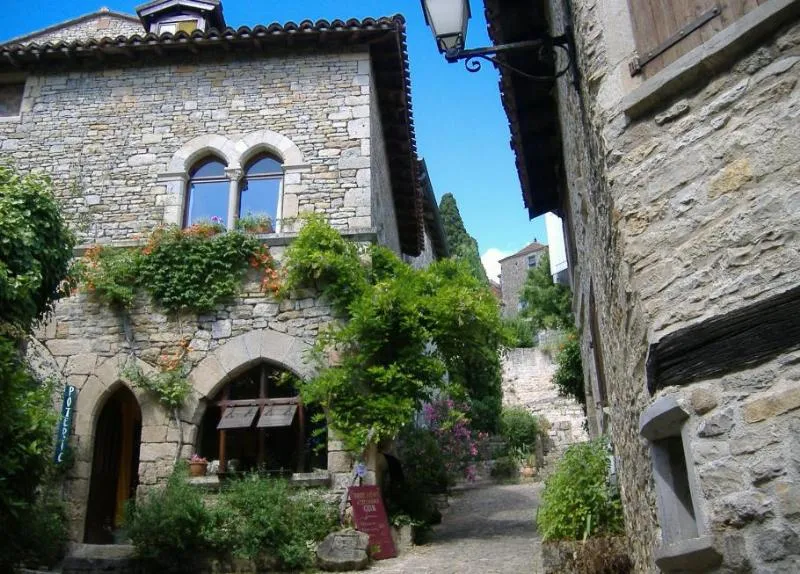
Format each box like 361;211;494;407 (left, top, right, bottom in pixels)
225;167;243;230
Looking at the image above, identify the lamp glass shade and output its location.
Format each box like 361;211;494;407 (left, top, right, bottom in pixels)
422;0;471;54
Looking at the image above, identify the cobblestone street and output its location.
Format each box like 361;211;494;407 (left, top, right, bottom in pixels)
370;482;543;573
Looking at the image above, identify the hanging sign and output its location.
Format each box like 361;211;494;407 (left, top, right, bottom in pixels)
54;384;78;464
349;485;396;560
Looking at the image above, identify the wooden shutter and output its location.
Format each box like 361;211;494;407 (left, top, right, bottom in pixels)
628;1;768;78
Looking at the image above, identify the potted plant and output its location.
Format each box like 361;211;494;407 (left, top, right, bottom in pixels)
236;213;273;234
188;453;208;477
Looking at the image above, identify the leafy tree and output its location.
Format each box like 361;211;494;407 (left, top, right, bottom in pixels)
0;164;75;571
438;193;489;284
281;215;505;450
519;252;572;331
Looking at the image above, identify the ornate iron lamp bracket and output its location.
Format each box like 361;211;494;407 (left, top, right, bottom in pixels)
444;27;577;83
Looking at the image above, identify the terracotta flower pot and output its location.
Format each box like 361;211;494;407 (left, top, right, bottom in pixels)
189;461;208;477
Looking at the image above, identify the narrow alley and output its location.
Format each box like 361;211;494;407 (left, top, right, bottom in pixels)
371;482;543;574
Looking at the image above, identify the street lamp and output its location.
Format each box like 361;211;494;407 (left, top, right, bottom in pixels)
420;0;576;82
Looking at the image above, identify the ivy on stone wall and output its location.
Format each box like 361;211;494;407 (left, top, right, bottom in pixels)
77;221;277;314
281;215;504;452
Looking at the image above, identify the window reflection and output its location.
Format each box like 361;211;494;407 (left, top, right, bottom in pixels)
240;154;283;225
185;158;228;227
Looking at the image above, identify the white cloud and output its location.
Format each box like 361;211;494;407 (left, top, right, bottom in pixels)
481;248;510;283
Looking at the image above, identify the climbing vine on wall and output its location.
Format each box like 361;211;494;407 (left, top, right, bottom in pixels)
76;221;278;314
281;215;504;452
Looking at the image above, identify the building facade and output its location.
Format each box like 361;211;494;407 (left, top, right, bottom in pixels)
499;241;547;317
1;1;442;544
486;0;800;572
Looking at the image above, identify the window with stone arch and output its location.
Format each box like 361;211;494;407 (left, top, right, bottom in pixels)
184;156;229;227
239;153;283;232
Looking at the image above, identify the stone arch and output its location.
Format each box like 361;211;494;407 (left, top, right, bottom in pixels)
187;329;314;426
166;134;239;173
234;129;306;168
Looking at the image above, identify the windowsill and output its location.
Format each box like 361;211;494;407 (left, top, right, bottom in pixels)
72;227;380;256
654;536;721;572
623;0;800;118
639;397;689;441
0;114;21;123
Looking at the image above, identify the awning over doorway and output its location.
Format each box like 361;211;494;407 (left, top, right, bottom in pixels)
257;404;297;428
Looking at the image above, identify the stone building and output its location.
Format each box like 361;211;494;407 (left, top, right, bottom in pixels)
484;0;800;572
0;1;444;544
498;240;547;317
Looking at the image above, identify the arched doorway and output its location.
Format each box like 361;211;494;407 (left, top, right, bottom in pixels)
84;385;142;544
198;362;326;475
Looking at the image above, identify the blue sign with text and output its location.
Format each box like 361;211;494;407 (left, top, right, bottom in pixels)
54;385;78;464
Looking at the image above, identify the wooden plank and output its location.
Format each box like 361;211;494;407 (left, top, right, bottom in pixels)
646;285;800;393
217;405;260;429
256;404;297;428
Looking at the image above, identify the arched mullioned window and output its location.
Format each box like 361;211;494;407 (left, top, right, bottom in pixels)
239;154;283;231
184;157;229;227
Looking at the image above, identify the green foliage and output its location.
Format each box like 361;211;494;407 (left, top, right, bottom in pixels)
138;226;268;314
207;475;337;570
280;213;367;313
126;465;210;573
519;252;573;331
552;332;585;406
502;317;536;348
76;224;273;314
537;438;624;541
0;164;75;332
14;482;68;569
74;246;142;309
397;426;450;495
283;218;505;450
438;193;489;284
490;456;519;480
500;407;540;453
235;212;273;234
123;360;191;411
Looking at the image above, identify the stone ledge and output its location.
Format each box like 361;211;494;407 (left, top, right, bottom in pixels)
639;397;689;441
623;0;800;118
654;535;722;572
73;227;379;255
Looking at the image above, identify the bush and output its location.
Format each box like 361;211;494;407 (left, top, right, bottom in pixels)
490;456;519;480
500;407;539;453
396;426;449;494
15;485;68;569
502;317;535;348
537;439;624;541
552;332;585;406
208;475;337;571
126;466;210;573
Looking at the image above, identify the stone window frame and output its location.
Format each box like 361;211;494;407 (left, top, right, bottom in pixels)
160;130;309;231
622;0;800;118
639;397;722;572
0;73;29;122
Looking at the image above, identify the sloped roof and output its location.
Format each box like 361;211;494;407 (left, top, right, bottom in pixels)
483;0;565;219
1;8;141;46
499;241;547;263
0;15;424;255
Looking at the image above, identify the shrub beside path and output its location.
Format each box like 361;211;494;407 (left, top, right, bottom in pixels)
370;482;544;573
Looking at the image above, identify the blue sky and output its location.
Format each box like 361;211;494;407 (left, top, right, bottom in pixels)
2;0;548;281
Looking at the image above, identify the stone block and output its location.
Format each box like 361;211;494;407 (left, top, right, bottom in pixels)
139;442;177;462
47;339;89;356
140;424;168;443
698;408;733;437
64;353;98;376
775;481;800;517
690;388;718;414
755;524;800;562
328;451;353;473
211;319;232;339
712;490;773;527
699;458;746;498
316;529;370;571
708;158;753;198
347;118;369;139
743;387;800;423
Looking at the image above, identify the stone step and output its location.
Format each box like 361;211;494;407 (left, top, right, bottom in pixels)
62;544;138;574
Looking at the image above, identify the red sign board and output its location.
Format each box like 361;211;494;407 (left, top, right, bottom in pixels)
348;485;396;560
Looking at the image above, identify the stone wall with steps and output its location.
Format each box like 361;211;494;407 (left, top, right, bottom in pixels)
501;347;588;450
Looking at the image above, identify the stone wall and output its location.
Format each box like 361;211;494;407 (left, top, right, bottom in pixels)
6;12;143;46
546;0;800;571
0;48;375;243
501;347;588;448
